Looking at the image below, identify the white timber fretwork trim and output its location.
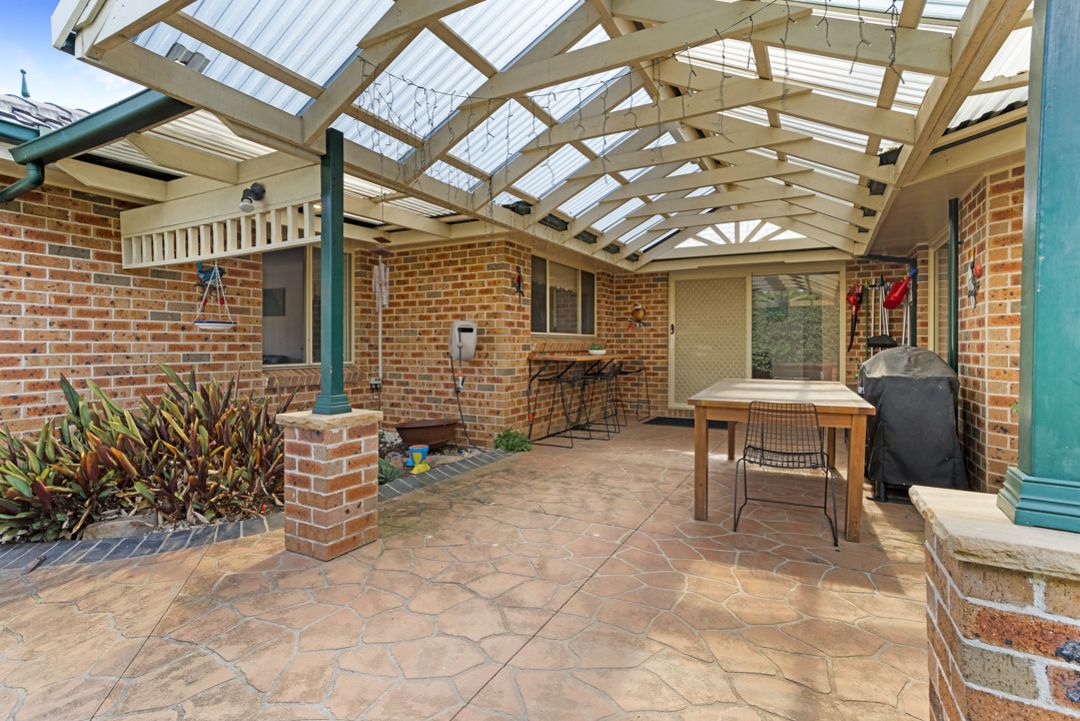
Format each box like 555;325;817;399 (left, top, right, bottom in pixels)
120;165;321;269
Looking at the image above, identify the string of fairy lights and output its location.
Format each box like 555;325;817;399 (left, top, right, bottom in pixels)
340;0;905;246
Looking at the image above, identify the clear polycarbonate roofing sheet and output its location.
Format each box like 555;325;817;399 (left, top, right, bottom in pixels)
620;215;664;242
425;160;482;192
560;175;621;216
387;196;454;218
184;0;390;83
443;0;580;71
949;26;1030;127
447;100;545;173
513;145;591;198
333;116;414;161
135;25;309;114
797;0;971;22
357;30;487;139
595;199;645;231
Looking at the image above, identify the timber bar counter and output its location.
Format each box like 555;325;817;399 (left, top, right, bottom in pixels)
690;379;876;543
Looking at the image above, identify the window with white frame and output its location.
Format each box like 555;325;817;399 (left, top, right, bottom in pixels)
262;247;354;365
531;255;596;335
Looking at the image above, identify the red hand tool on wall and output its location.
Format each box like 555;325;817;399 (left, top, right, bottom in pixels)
846;284;863;351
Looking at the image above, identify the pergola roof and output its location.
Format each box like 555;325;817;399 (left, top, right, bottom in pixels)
42;0;1032;270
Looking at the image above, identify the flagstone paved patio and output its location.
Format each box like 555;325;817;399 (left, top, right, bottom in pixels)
0;421;929;721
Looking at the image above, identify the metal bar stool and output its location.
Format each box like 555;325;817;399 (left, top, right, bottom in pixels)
616;358;651;425
732;401;839;546
581;361;622;439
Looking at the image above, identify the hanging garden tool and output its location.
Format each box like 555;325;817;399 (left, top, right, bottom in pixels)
884;266;917;310
846;284;863;351
193;261;237;332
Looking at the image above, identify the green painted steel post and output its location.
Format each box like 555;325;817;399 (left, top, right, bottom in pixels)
947;198;959;372
312;128;352;416
998;0;1080;532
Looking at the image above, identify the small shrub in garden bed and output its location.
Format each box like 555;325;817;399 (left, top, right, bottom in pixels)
494;430;532;453
0;366;292;543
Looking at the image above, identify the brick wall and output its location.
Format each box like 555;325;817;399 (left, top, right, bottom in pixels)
957;165;1024;493
844;249;930;385
0;176;371;435
363;238;533;447
609;271;672;417
923;507;1080;720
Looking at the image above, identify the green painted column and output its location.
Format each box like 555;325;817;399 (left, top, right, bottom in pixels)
998;0;1080;532
312;128;352;416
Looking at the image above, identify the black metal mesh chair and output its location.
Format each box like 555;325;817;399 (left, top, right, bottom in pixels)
616;358;651;424
732;401;839;546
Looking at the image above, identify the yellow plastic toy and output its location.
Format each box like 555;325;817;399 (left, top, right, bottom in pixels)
408;444;431;475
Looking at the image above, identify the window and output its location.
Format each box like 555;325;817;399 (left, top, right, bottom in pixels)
530;255;596;335
262;247;354;365
751;273;841;381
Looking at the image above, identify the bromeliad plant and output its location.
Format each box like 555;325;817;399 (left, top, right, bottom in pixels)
0;366;292;543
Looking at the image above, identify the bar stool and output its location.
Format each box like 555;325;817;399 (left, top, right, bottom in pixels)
581;361;622;440
616;357;651;425
532;368;586;448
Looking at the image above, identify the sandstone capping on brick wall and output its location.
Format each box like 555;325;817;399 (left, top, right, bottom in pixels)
913;487;1080;721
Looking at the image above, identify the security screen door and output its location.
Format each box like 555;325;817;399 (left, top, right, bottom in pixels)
670;276;749;407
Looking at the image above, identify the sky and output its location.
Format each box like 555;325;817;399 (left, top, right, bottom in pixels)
1;4;142;112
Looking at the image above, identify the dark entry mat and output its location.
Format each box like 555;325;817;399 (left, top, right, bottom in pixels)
643;417;728;430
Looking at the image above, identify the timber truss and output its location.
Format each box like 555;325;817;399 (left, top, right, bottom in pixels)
51;0;1032;272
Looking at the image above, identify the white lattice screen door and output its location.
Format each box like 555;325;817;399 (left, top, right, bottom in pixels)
671;277;749;407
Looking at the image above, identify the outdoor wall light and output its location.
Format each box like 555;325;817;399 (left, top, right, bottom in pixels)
239;183;265;214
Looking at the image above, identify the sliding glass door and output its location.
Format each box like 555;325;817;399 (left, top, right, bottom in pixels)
751;273;841;382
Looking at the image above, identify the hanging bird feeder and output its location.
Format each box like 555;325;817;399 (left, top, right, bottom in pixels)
192;261;237;332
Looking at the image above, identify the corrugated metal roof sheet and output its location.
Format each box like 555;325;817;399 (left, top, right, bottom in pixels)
444;0;580;70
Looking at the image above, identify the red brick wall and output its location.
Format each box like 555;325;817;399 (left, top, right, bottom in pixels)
844;249;930;385
364;238;532;447
956;165;1024;493
609;271;672;416
0;177;372;435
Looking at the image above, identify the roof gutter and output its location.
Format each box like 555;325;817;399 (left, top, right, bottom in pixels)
1;89;192;202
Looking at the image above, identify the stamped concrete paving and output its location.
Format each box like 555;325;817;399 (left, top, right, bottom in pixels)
0;421;930;721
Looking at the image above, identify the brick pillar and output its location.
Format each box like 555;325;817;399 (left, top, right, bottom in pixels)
912;487;1080;721
276;409;382;561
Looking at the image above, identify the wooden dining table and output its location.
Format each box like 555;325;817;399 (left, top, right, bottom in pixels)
689;379;876;542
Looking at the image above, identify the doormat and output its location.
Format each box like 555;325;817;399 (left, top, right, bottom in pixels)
643;417;728;430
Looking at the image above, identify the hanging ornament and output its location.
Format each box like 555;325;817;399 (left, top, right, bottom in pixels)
193;261;237;332
627;303;648;329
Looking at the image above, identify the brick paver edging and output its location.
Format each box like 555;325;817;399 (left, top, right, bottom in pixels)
0;513;285;573
0;451;512;573
378;450;513;502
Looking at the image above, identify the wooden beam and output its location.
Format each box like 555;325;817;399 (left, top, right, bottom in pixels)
652;236;834;261
602;161;810;202
651;60;917;144
164;12;323;97
525;78;804;151
127;132;239;184
401;3;603;182
301;35;415;146
915;120;1027;184
467;2;807;100
95;42;306;151
74;0;195;59
343;196;451;238
971;71;1030;95
574;132;797;178
680;116;900;184
612;0;953;76
637;248;851;272
650;204;812;232
624;186;812;218
358;0;483;48
55;158;168;202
